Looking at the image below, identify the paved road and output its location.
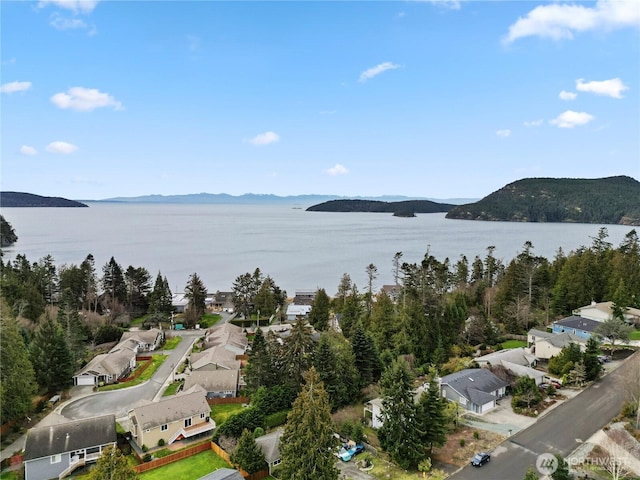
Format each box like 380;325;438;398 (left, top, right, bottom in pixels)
451;351;638;480
61;330;201;420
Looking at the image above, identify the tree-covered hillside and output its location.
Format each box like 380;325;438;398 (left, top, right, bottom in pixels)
0;191;88;207
445;176;640;225
306;199;454;214
0;215;18;247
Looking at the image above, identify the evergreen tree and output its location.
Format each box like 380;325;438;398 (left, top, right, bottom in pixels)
313;333;359;410
308;288;331;331
184;272;207;328
369;291;398;353
551;454;571;480
280;318;314;387
57;293;88;369
245;328;277;391
0;303;37;425
101;257;126;305
231;429;267;474
149;272;172;315
90;445;138;480
416;369;447;454
351;323;382;388
334;273;352;314
378;359;425;469
80;254;99;312
280;367;339;480
124;266;151;315
340;286;362;339
29;314;74;392
583;336;602;381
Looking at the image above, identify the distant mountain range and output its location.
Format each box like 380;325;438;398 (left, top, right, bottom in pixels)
86;193;476;205
0;192;88;208
446;176;640;226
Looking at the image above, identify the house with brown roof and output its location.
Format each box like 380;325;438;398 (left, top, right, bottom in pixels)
24;415;116;480
203;323;248;354
127;386;215;448
190;345;241;371
72;340;137;386
183;369;240;398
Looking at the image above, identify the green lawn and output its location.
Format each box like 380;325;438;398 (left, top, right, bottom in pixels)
0;471;20;480
138;450;230;480
210;403;246;425
163;336;182;350
99;355;167;391
629;330;640;341
162;381;182;397
130;314;149;327
199;314;222;329
501;340;527;349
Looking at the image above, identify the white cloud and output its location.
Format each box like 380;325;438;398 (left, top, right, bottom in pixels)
496;129;512;138
550;110;595;128
38;0;100;14
46;141;78;154
50;14;87;30
1;81;32;94
428;0;461;11
504;0;640;43
248;131;280;146
576;77;628;98
326;164;349;176
559;90;577;100
51;87;123;111
359;62;400;82
523;119;544;127
20;145;38;156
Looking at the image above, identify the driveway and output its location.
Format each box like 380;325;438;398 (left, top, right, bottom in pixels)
336;459;375;480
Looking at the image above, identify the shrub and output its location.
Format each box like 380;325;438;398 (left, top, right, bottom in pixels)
141;444;148;452
265;410;288;429
459;439;465;447
142;453;152;463
473;430;479;440
158;438;165;447
253;427;265;438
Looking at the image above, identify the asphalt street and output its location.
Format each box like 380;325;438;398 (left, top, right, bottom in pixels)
450;351;638;480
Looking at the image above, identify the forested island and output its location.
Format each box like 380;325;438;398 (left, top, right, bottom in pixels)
0;191;88;208
306;199;454;215
446;176;640;225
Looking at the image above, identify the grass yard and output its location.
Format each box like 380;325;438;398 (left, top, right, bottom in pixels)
162;381;182;397
629;329;640;341
99;355;167;391
163;336;182;350
0;471;20;480
501;340;527;349
138;449;230;480
210;403;246;425
199;314;222;329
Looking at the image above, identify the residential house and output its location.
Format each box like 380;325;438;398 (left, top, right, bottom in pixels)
293;290;316;306
190;346;241;371
198;469;245;480
120;328;164;352
255;428;283;474
440;368;508;414
203;323;248;354
183;369;240;399
475;348;545;385
380;284;401;303
24;414;116;480
574;301;640;326
285;304;312;322
528;328;586;360
552;315;601;340
364;398;385;429
172;293;189;313
128;386;215;448
73;340;137;386
210;291;235;312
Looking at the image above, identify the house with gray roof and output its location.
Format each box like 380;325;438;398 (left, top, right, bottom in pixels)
203;323;248;354
190;345;241;371
440;368;508;414
128;387;215;448
120;328;164;351
528;327;586;360
72;340;137;386
552;315;601;340
24;414;116;480
198;468;244;480
184;369;239;398
475;348;545;385
255;428;283;474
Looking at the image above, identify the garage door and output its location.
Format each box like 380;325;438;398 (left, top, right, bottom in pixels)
75;376;95;386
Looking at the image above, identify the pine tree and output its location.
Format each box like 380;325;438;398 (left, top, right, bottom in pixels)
351;323;382;388
308;288;331;331
90;445;138;480
149;273;173;315
0;303;37;424
57;293;88;369
245;328;277;391
101;257;126;305
29;314;74;392
378;359;425;469
551;454;571;480
231;429;267;474
280;367;339;480
583;336;602;381
184;272;207;328
280;318;314;387
416;369;447;454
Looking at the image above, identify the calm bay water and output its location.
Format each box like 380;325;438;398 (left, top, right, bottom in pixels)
1;203;636;296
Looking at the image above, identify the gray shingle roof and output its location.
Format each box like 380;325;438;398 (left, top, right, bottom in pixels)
440;368;508;405
255;428;283;464
131;390;210;430
24;414;116;461
184;369;239;393
198;468;244;480
554;315;601;333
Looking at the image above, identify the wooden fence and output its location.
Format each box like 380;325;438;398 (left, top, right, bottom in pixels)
118;356;152;383
210;442;269;480
133;441;211;473
207;396;249;406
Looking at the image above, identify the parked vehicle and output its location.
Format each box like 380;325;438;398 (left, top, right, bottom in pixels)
338;443;365;462
471;452;491;467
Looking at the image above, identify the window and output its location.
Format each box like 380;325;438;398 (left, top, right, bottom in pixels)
200;412;205;419
184;418;192;428
273;459;282;466
161;424;168;431
51;454;61;464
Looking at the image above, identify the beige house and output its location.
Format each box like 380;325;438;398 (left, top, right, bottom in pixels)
73;341;137;386
128;386;215;448
183;370;239;399
120;328;164;352
528;328;586;360
204;323;248;354
190;346;240;371
573;301;640;325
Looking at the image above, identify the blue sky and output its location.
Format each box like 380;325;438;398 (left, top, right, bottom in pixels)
2;0;639;200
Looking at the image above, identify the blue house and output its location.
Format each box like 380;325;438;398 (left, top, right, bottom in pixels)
552;315;601;340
